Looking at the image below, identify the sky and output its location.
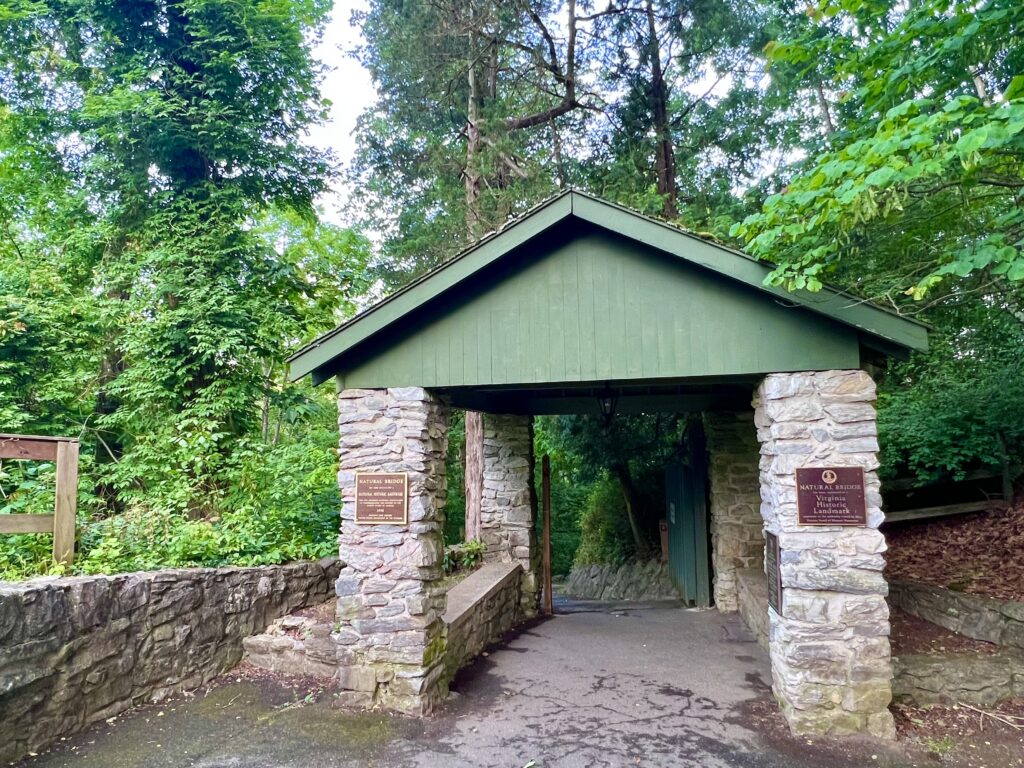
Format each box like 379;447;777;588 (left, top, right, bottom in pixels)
308;0;376;223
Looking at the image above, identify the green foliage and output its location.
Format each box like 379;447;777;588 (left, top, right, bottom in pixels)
584;0;804;231
879;305;1024;484
0;0;368;580
349;0;800;283
443;410;467;546
731;0;1024;487
533;418;588;575
443;539;486;575
733;0;1024;299
350;0;572;280
536;472;588;576
573;475;635;568
540;414;682;561
0;414;341;581
0;460;55;516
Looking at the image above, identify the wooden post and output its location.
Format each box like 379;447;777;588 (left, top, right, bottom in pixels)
542;454;553;615
53;440;78;566
464;411;484;541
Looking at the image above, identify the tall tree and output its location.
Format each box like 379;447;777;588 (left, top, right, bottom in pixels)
0;0;366;517
351;0;611;281
585;0;802;228
733;0;1024;300
733;0;1024;488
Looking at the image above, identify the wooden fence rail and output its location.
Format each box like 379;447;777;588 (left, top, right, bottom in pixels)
0;434;79;566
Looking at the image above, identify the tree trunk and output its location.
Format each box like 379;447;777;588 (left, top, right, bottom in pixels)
551;120;567;189
260;362;273;442
996;431;1014;504
464;411;484;541
465;31;483;240
613;461;647;556
814;79;836;135
646;0;678;219
462;26;486;543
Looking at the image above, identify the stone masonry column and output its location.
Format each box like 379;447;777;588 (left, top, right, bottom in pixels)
705;412;764;612
754;371;894;739
479;414;539;618
334;387;449;714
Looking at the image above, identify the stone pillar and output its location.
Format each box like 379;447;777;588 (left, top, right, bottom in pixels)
334;387;449;714
705;411;764;613
754;371;894;739
479;414;539;618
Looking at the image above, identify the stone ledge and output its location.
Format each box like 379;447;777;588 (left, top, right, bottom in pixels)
443;562;523;682
443;562;522;630
893;650;1024;707
736;568;769;650
889;581;1024;651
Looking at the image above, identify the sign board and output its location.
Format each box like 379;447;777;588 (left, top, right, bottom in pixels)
765;532;782;614
796;467;867;526
354;472;408;525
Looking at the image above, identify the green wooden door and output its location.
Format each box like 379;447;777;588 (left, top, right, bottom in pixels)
665;421;712;607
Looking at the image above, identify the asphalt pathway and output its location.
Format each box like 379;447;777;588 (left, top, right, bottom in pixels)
17;598;920;768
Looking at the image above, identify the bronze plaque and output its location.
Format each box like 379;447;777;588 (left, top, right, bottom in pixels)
765;532;782;614
355;472;408;525
796;467;867;526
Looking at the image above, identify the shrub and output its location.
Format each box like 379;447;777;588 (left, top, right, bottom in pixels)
0;426;340;581
443;539;486;574
573;474;635;568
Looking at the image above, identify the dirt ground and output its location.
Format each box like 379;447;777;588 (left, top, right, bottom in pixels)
889;608;1000;656
892;700;1024;767
885;503;1024;601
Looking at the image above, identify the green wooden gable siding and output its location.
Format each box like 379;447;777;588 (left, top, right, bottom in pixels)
289;192;927;389
334;225;860;390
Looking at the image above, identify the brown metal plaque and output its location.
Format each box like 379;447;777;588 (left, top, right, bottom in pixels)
796;467;867;526
355;473;408;525
765;532;782;614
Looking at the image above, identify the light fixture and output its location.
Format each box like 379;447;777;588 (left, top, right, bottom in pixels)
597;384;618;427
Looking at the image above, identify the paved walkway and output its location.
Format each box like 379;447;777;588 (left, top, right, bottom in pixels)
18;599;916;768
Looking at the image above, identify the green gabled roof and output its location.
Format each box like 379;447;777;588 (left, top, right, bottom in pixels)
289;190;927;386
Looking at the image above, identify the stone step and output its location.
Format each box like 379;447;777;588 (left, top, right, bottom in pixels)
242;605;339;679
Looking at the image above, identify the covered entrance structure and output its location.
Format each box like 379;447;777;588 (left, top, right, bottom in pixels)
288;191;927;737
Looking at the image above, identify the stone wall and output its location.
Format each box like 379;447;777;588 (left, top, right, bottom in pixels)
705;412;764;612
335;387;450;714
890;581;1024;651
893;650;1024;707
755;370;894;739
242;602;339;679
0;559;338;763
480;414;539;618
563;560;682;602
443;562;523;681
